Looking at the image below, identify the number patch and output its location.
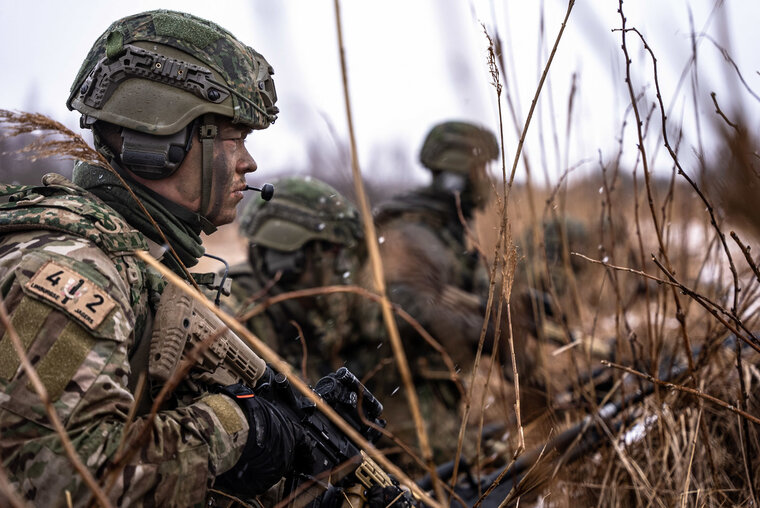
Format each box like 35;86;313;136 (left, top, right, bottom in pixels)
25;261;117;330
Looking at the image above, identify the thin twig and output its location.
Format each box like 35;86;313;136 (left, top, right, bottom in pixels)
603;360;760;426
730;231;760;284
289;320;309;381
331;2;443;503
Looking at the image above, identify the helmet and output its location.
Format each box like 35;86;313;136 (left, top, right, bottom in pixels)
239;176;363;252
68;10;277;135
67;10;278;223
419;121;499;173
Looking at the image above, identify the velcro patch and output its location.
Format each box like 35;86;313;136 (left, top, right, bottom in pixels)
25;261;116;331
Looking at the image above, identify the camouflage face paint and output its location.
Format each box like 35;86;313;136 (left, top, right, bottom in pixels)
205;122;256;226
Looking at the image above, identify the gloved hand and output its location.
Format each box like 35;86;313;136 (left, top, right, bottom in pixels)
366;483;415;508
314;367;386;443
214;383;304;496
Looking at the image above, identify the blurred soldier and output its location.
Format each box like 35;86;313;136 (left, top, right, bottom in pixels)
227;176;385;383
375;120;499;367
0;10;305;506
374;120;508;464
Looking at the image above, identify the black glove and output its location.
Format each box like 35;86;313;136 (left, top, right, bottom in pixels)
214;383;303;496
366;483;415;508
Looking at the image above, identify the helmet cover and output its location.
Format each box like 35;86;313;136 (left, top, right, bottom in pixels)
419;121;499;173
239;176;363;252
68;10;278;135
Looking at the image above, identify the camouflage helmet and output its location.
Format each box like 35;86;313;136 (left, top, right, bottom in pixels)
67;10;278;135
419;121;499;173
239;176;363;252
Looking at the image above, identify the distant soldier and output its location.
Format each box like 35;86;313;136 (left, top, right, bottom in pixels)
227;176;384;382
374;120;508;464
375;120;500;368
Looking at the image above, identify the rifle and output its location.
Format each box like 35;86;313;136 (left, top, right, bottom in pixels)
445;334;746;507
150;282;416;507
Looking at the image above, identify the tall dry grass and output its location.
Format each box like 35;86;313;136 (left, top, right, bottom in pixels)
458;1;760;506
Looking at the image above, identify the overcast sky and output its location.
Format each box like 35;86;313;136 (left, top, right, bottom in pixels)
1;1;758;190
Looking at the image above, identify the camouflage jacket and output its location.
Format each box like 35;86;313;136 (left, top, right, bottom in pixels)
0;171;249;507
374;186;490;364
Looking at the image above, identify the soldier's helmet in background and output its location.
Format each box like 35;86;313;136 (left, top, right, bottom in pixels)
419;121;499;174
239;176;364;252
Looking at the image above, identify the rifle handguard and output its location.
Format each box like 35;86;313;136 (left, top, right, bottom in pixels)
149;282;267;390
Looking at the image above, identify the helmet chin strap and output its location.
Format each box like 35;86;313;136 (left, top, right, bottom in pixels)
198;114;218;230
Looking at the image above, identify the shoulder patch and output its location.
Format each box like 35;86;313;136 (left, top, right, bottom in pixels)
25;261;117;331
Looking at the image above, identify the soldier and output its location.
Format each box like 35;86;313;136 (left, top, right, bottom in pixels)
373;120;505;465
375;121;499;367
226;176;384;383
0;10;303;506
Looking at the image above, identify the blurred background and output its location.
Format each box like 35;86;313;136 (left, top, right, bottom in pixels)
1;0;758;191
1;0;759;265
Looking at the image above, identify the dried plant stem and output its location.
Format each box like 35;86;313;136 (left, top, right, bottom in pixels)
731;231;760;284
603;360;760;426
576;251;760;355
572;253;672;286
618;5;731;484
597;412;664;508
619;23;742;318
239;284;464;397
135;251;439;507
506;301;525;450
0;297;113;508
331;1;443;503
451;28;511;490
504;0;575;197
475;299;505;486
710;92;739;131
453;230;505;497
288;320;309;381
680;404;702;508
650;257;760;353
457;3;577;493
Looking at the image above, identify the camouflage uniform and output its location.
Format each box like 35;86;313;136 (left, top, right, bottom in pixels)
0;10;280;507
0;171;247;507
226;177;385;384
373;121;500;465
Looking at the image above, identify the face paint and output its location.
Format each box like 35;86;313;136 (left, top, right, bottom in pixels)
204;120;256;226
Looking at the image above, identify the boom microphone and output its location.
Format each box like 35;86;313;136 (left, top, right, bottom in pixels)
244;183;274;201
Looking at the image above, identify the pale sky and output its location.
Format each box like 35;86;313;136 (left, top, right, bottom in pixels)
1;1;758;190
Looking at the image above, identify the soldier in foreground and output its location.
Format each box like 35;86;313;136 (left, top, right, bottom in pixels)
226;176;384;383
0;10;304;506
